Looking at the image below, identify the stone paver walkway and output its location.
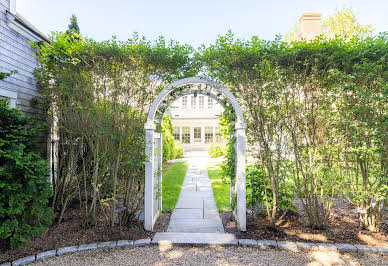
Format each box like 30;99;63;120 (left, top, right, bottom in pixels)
167;152;224;233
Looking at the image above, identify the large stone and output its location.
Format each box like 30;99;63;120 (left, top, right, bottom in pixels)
317;243;338;251
117;240;133;247
171;208;203;219
354;244;377;253
257;240;277;249
0;262;11;266
134;238;151;247
335;243;358;253
12;256;35;265
36;250;57;261
375;246;388;255
78;243;98;252
97;241;117;249
295;242;319;251
167;218;224;233
175;198;203;209
57;246;78;256
152;232;237;246
238;239;258;248
277;241;299;252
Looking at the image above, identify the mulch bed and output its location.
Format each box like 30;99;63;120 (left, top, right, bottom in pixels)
222;197;388;247
0;208;170;263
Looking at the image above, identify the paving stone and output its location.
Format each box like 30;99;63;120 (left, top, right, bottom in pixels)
153;232;237;246
167;218;224;233
317;243;338;251
335;243;358;253
203;206;219;219
57;246;78;256
12;256;35;266
257;240;278;249
78;243;98;252
354;244;377;253
97;241;117;249
171;208;203;219
277;241;299;252
134;238;151;247
238;239;258;248
36;250;57;261
375;246;388;255
295;242;319;251
117;240;133;247
175;198;203;209
0;262;11;266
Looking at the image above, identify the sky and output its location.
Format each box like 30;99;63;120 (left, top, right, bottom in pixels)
17;0;388;48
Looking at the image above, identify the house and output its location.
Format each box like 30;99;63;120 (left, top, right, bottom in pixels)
0;0;48;113
169;94;224;151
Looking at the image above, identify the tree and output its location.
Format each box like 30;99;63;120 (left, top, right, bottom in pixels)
66;14;80;35
284;7;374;42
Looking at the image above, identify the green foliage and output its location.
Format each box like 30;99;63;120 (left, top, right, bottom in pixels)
66;14;80;35
174;140;184;158
199;31;387;231
32;32;195;226
0;100;53;248
161;116;181;164
162;162;188;211
0;70;17;81
208;142;225;158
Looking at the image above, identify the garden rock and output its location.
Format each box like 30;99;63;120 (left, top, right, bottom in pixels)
36;250;57;261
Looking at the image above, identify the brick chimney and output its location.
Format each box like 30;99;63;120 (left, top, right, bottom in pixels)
298;12;322;40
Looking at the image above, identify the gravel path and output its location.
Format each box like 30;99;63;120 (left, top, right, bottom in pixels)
32;246;388;265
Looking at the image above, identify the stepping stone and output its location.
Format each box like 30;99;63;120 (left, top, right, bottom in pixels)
171;208;203;219
153;232;237;246
175;197;203;209
167;219;224;233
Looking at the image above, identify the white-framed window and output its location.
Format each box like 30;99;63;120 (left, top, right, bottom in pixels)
191;96;196;109
0;88;17;108
182;127;190;143
207;97;213;109
173;127;180;141
182;96;188;109
199;96;204;109
205;126;213;143
194;127;201;142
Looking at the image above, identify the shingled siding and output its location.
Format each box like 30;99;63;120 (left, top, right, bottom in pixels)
0;0;42;116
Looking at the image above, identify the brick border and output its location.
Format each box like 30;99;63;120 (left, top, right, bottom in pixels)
1;238;387;265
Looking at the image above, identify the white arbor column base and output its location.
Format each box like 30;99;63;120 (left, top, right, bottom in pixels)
235;123;246;231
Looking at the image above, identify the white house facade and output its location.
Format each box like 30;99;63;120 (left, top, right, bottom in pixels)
169;93;224;151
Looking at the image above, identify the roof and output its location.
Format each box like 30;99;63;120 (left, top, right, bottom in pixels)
14;12;50;43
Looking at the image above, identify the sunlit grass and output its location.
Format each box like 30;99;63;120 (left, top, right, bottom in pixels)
207;161;231;211
162;162;189;211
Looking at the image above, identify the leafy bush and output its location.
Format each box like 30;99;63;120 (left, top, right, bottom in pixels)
208;142;225;158
174;141;184;158
0;99;53;248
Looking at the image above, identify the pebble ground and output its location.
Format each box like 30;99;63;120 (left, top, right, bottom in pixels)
32;246;388;266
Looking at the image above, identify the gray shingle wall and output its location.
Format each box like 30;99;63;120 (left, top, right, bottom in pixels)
0;0;42;116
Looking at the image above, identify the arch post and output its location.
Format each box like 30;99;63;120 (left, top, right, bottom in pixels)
235;122;247;231
144;122;155;231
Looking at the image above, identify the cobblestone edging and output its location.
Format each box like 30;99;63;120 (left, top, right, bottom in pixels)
1;238;387;265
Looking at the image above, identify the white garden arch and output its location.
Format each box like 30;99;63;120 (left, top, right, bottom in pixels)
144;77;246;231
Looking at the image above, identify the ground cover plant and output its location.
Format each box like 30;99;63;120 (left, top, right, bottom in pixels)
162;162;189;211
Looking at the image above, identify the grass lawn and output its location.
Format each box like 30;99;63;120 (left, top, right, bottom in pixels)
207;161;231;211
162;161;189;211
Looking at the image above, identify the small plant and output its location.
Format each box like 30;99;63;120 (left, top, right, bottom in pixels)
208;142;225;158
0;99;54;248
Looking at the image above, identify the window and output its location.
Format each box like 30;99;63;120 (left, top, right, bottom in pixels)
182;127;190;143
199;96;204;109
173;127;180;141
215;126;222;143
205;127;213;143
191;96;196;109
182;96;188;109
194;127;201;142
207;97;213;109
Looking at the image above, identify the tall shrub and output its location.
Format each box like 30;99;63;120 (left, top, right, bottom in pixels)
0;99;53;248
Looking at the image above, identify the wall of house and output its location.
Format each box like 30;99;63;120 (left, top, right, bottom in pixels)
0;0;42;115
